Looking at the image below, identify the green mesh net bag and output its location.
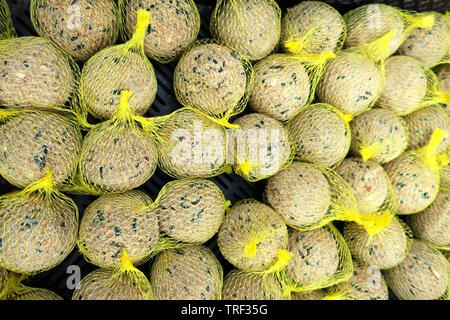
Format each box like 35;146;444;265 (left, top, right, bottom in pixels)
72;90;159;195
377;55;450;116
383;128;446;215
407;190;450;250
155;178;227;244
343;3;436;62
77;9;157;121
149;244;223;300
210;0;281;62
0;0;16;40
78;190;159;269
349;108;409;163
323;260;389;300
218;199;288;272
383;240;450;300
31;0;120;62
0;109;82;189
248;52;335;122
173;39;254;128
3;273;63;300
286;103;351;168
344;215;412;269
0;171;78;275
434;63;450;115
280;1;346;56
120;0;200;63
155;107;230;178
316;50;384;116
0;36;79;111
229;113;293;182
73;249;153;300
398;11;450;68
222;269;283;300
403;104;449;154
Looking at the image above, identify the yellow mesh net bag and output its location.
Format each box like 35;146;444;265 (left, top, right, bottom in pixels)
349;108;409;163
0;0;16;40
30;0;120;62
70;90;159;195
210;0;281;62
383;239;450;300
149;244;223;300
286;103;351;168
344;215;413;269
434;63;450;115
407;190;450;250
248;52;336;122
377;55;450;116
264;161;390;231
343;3;436;61
173;38;254;128
0;109;82;189
291;289;327;300
438;150;450;192
3;273;63;300
155;107;230;178
403;104;449;154
222;269;283;300
77;9;157;121
383;128;446;215
323;260;389;300
228;113;294;182
398;11;450;68
280;1;346;56
218;199;288;272
72;249;153;300
119;0;200;63
0;266;7;299
0;36;80;111
0;170;78;275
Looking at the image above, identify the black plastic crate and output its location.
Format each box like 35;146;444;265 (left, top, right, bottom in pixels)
2;0;448;300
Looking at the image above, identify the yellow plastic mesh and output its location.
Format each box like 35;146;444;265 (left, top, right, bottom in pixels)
383;240;450;300
149;244;223;300
77;9;157;121
344;216;413;269
343;4;436;62
218;199;288;272
0;171;79;275
398;11;450;68
403;104;449;154
0;36;80;111
324;260;389;300
248;52;335;122
434;63;450;115
280;1;346;56
0;0;16;40
350;108;408;163
438;150;450;192
407;190;450;250
72;249;153;300
229;113;294;182
71;91;159;195
222;269;283;300
30;0;120;62
291;289;327;300
119;0;200;63
0;109;82;189
155;107;230;178
286;103;351;168
443;250;450;262
383;128;446;214
173;39;254;128
377;55;450;116
155;178;227;244
316;50;384;116
281;223;353;295
210;0;281;62
0;267;7;300
78;190;159;269
4;273;63;300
